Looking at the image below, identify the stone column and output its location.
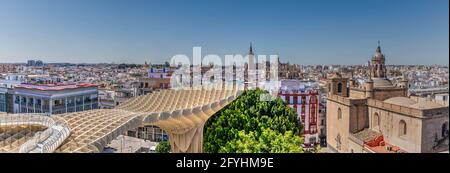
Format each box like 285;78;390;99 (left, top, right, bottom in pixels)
19;96;22;113
74;97;77;111
49;99;53;115
33;97;36;113
91;95;94;109
41;99;44;113
12;95;16;113
82;96;85;111
25;97;29;113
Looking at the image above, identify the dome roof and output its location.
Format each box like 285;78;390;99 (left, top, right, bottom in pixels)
384;97;445;110
372;46;385;60
384;97;416;106
372;78;393;88
410;101;444;109
329;72;342;79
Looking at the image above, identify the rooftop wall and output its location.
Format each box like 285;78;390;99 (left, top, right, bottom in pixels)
327;94;366;106
367;99;423;118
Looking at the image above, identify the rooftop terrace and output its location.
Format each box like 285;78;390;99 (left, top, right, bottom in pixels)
16;83;98;91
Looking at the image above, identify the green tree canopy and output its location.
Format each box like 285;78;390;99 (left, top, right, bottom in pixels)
204;89;303;153
220;128;304;153
156;141;171;153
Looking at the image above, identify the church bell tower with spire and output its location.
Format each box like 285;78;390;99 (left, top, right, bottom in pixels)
371;41;387;79
244;43;256;89
248;43;255;70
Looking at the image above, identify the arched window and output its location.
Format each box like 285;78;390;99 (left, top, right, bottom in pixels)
399;120;407;136
442;122;449;138
337;108;342;120
337;82;343;93
373;113;380;128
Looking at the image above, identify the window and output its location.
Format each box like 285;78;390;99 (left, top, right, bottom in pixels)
54;99;62;106
310;105;317;122
337;108;342;120
337;83;343;93
28;98;34;106
399;120;407;137
84;97;91;103
76;98;82;104
373;113;380;128
321;119;325;125
311;96;316;102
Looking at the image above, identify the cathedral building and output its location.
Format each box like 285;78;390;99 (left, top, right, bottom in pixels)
243;44;302;90
326;44;449;153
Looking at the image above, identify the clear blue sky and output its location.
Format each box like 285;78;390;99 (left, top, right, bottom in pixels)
0;0;448;65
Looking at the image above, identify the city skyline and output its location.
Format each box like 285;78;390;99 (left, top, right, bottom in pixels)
0;0;448;65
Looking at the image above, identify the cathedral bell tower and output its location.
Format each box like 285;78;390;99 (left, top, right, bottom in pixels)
245;43;256;89
327;72;349;97
371;41;387;79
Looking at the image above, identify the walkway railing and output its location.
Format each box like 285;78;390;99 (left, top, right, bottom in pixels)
0;114;71;153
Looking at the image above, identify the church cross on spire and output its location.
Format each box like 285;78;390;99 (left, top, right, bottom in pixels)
376;40;382;53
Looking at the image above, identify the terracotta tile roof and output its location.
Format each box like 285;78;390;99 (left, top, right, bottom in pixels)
353;129;382;143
